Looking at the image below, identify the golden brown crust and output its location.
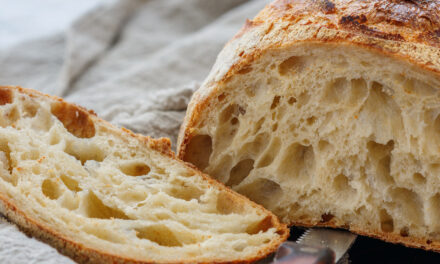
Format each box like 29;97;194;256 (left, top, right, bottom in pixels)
262;0;440;45
177;0;440;253
0;86;288;264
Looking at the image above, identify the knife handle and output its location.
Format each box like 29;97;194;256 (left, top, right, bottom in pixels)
274;241;335;264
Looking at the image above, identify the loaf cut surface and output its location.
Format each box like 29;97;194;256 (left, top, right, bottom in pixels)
0;86;287;263
178;0;440;252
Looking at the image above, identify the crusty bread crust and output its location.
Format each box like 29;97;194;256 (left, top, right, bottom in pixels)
177;0;440;252
0;86;288;264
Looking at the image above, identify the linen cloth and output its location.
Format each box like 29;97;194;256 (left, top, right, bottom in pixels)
0;0;268;262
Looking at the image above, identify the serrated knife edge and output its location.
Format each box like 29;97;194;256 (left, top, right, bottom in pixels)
297;228;357;262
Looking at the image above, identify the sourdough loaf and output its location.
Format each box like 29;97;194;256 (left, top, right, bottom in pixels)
0;86;288;263
178;0;440;252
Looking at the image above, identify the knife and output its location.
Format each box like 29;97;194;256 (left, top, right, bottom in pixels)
273;228;357;264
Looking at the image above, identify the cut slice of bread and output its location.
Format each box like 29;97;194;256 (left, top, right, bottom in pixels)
0;86;288;263
178;0;440;252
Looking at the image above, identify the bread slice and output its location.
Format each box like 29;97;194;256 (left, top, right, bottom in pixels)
0;86;288;263
177;0;440;252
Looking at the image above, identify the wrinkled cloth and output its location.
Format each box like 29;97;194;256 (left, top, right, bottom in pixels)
0;0;267;262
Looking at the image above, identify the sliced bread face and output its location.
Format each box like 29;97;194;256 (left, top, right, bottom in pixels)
0;86;288;264
178;0;440;252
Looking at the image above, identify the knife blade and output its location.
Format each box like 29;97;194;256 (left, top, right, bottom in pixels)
273;228;357;264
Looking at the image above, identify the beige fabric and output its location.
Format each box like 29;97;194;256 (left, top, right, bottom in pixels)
0;0;269;262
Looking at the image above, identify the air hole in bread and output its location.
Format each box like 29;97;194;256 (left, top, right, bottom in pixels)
238;106;246;115
216;192;244;214
31;165;40;175
118;190;147;203
218;93;226;102
209;155;233;183
360;61;370;67
22;100;39;118
119;162;150;176
389;187;423;225
233;243;246;252
219;108;240;139
427;194;440;231
318;140;332;152
0;145;14;184
306;116;317;125
153;212;171;221
183;135;212;170
256;137;281;168
0;88;13;105
84;191;130;219
9;107;19;123
41;179;62;200
227;159;254;187
0;106;20;128
403;78;437;97
333;174;356;195
349;78;368;106
287;97;297;105
367;140;394;184
320;213;334;223
379;209;394;233
60;174;81;192
0;142;12;175
64;141;106;165
254;117;265;132
297;91;310;107
220;104;238;124
167;184;204;202
245;86;256;97
413;172;426;184
277;143;315;182
400;226;409;237
278;56;304;75
363;82;402;137
427;111;440;149
323;78;350;104
29;109;53;132
61;193;80;210
237;178;283;209
135;225;188;247
237;66;252;74
270;96;281;110
231;117;239;125
49;130;61;145
51;102;95;138
246;216;274;235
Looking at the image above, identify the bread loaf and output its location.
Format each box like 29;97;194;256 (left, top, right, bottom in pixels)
0;86;288;263
178;0;440;251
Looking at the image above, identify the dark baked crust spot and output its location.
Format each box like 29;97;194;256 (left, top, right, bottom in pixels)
265;0;440;47
339;15;404;41
417;29;440;48
0;88;13;105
